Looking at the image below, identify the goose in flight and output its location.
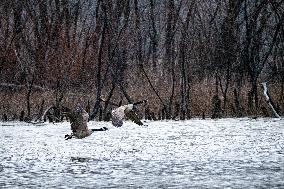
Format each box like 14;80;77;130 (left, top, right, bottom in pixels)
111;100;146;127
64;107;108;140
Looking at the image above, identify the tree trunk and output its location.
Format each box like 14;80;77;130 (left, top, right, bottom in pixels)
91;8;106;120
149;0;158;69
261;82;281;118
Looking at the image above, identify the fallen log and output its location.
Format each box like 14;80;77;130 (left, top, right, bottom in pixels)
261;82;281;118
0;83;49;92
41;106;54;122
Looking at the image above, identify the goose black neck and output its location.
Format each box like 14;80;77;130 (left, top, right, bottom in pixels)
91;127;108;132
133;100;147;106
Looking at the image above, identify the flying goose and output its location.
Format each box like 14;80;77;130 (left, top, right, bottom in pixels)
64;107;108;140
111;100;146;127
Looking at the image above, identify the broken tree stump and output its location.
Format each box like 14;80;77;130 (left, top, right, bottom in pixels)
211;95;222;119
261;82;281;118
2;114;8;122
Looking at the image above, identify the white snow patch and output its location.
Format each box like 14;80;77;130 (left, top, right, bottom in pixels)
0;118;283;188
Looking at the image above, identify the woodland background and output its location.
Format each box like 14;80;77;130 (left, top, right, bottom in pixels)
0;0;283;121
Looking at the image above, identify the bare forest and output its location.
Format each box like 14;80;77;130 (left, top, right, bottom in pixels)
0;0;284;122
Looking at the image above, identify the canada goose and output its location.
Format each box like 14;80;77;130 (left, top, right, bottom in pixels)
64;107;108;140
111;100;146;127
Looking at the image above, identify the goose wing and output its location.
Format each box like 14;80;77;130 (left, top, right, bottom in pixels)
111;106;126;127
70;108;89;133
124;109;143;126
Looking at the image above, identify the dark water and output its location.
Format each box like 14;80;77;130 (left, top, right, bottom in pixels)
0;118;283;188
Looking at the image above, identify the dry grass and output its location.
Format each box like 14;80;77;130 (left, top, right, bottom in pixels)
0;79;283;121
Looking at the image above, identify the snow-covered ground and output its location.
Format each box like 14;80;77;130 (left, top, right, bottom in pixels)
0;118;283;188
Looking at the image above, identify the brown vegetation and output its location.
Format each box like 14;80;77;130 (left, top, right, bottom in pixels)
0;0;283;121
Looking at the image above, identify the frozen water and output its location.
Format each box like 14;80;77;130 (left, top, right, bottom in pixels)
0;118;284;188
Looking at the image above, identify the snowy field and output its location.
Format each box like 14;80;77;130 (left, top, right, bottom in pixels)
0;118;283;188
